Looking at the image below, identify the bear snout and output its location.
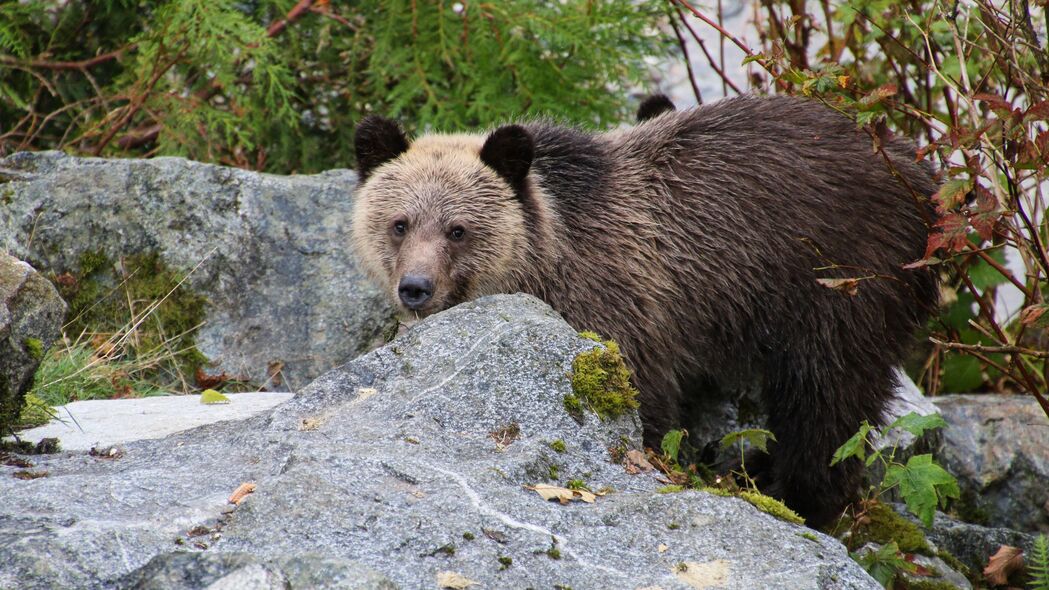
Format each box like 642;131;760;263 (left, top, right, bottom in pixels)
398;274;434;310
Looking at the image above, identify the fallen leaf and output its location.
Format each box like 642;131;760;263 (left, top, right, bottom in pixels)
624;449;655;474
436;571;479;589
983;544;1023;586
196;367;231;389
228;482;256;505
489;422;521;449
527;483;597;504
816;277;860;296
200;389;231;405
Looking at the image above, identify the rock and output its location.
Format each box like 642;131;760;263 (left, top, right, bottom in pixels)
114;552;396;590
0;151;394;390
9;391;293;451
918;509;1037;576
0;253;66;433
932;394;1049;533
0;295;878;590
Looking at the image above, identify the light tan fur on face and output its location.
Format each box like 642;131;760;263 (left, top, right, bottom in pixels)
351;134;546;317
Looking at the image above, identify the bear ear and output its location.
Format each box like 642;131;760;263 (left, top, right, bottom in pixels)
480;125;534;192
355;115;409;182
637;94;676;122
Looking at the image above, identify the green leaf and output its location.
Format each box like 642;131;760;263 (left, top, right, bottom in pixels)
831;421;873;466
967;250;1009;291
882;454;960;527
940;353;984;393
200;389;231;405
885;412;947;438
661;429;685;462
720;428;776;453
853;541;917;587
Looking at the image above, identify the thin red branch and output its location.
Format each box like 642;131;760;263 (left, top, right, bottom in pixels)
267;0;315;38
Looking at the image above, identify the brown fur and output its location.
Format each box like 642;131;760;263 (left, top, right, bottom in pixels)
351;95;939;527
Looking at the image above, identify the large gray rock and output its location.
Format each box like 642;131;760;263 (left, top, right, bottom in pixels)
0;295;878;590
0;253;66;432
0;151;393;389
933;394;1049;533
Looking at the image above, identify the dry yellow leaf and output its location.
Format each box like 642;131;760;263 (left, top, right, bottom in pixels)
228;482;256;505
527;483;596;504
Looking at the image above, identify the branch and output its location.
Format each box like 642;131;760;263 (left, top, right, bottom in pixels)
267;0;315;38
673;0;756;58
668;8;703;104
930;337;1049;359
0;46;134;71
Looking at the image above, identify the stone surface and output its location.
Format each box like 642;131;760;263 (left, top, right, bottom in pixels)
914;508;1038;576
7;391;293;451
932;394;1049;533
0;151;394;390
0;295;878;590
114;553;396;590
0;253;66;432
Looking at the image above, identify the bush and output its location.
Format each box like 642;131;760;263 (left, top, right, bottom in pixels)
0;0;669;173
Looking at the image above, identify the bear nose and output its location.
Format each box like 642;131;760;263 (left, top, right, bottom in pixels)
398;275;434;309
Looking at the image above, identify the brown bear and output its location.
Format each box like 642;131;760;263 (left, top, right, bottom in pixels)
350;95;939;527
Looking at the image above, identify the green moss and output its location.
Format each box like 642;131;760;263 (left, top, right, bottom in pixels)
569;339;639;420
550;439;567;453
22;338;44;361
798;532;820;543
740;491;806;525
838;502;932;554
699;486;733;497
546;546;561;560
667;522;680;530
566;479;586;490
497;556;512;570
658;484;685;494
934;549;969;578
562;394;584;421
547;464;560;480
578;330;603;342
462;532;475;541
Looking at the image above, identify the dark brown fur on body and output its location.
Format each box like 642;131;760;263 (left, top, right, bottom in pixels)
351;95;939;527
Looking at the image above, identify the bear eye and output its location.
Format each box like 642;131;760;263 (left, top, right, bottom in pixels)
449;226;466;241
392;220;408;236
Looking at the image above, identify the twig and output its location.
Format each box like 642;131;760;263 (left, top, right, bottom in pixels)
668;7;703;104
930;337;1049;359
267;0;315;38
672;3;743;95
673;0;756;58
0;46;134;71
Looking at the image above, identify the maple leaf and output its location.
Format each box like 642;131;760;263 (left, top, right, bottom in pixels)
883;454;960;526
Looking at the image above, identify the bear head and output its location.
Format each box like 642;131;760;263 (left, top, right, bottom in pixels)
351;116;538;317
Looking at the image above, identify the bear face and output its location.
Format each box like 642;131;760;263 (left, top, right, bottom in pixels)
352;117;538;317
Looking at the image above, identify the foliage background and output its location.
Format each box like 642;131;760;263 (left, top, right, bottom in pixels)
0;0;668;173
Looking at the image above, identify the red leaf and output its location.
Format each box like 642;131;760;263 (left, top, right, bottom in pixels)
925;213;969;257
1025;100;1049;122
969;187;1000;240
933;178;973;212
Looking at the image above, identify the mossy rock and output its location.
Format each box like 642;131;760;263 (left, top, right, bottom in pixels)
54;250;208;390
569;336;639;420
832;501;931;555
